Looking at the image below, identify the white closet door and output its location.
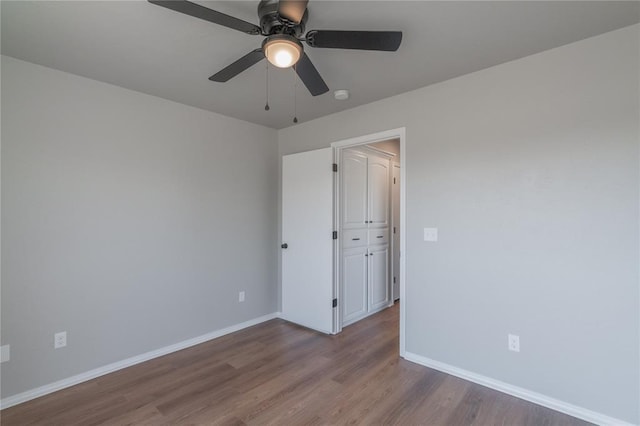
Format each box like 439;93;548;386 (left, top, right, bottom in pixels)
368;155;390;228
342;151;368;229
342;247;368;325
282;148;334;334
369;245;389;311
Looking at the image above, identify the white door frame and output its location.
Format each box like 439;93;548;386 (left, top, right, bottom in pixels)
391;161;401;302
331;128;406;357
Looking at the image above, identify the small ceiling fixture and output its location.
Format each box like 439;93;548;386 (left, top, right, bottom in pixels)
263;35;303;68
334;89;349;100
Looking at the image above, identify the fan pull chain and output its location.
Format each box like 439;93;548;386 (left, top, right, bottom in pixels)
264;62;270;111
293;65;298;124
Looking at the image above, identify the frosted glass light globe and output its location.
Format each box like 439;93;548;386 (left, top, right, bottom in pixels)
274;50;294;68
264;36;303;69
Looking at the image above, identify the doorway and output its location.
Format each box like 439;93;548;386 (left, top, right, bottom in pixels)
280;128;406;354
337;141;399;327
331;128;406;351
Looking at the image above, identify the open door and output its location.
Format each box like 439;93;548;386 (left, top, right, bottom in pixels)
281;148;334;334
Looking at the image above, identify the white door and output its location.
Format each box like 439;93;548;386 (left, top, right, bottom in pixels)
341;151;368;229
282;148;334;334
368;155;390;228
342;246;368;325
369;245;389;311
392;163;401;301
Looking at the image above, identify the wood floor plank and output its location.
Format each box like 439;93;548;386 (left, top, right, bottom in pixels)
323;358;423;424
371;368;449;425
1;304;592;425
95;403;167;426
399;375;472;424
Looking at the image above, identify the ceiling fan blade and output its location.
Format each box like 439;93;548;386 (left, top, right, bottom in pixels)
148;0;261;35
209;49;265;82
295;52;329;96
306;30;402;51
277;0;309;25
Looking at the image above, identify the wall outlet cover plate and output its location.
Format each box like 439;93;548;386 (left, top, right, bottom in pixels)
0;345;10;363
424;227;438;242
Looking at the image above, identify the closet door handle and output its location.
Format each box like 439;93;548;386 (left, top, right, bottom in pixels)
352;238;360;241
376;235;383;239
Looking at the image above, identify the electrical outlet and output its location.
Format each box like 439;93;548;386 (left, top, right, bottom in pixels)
0;345;10;363
508;334;520;352
239;291;245;302
54;331;67;349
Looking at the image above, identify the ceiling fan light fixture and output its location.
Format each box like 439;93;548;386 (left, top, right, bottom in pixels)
263;35;303;68
149;0;403;97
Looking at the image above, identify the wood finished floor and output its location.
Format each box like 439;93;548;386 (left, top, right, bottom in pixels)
2;304;590;426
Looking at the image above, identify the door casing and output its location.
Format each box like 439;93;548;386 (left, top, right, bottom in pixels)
331;128;406;356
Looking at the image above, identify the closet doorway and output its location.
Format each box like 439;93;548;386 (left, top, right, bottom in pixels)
338;141;400;327
281;128;406;351
331;128;405;343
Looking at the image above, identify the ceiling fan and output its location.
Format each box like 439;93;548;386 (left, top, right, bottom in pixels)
148;0;403;96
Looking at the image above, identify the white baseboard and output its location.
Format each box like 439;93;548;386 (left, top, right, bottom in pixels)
403;351;634;426
0;312;279;410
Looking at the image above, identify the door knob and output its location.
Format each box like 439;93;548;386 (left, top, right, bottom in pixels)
281;243;288;249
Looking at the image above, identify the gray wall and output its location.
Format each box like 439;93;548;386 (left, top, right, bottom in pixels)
2;23;638;423
278;25;640;423
1;56;279;398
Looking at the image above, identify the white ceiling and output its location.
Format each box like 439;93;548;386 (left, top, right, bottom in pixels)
2;1;639;129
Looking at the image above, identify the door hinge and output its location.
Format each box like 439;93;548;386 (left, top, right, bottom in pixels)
393;177;396;184
332;298;338;308
393;276;396;284
332;163;338;172
393;226;396;234
333;231;338;240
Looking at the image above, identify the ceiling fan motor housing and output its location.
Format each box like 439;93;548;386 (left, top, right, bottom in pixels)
258;0;307;37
